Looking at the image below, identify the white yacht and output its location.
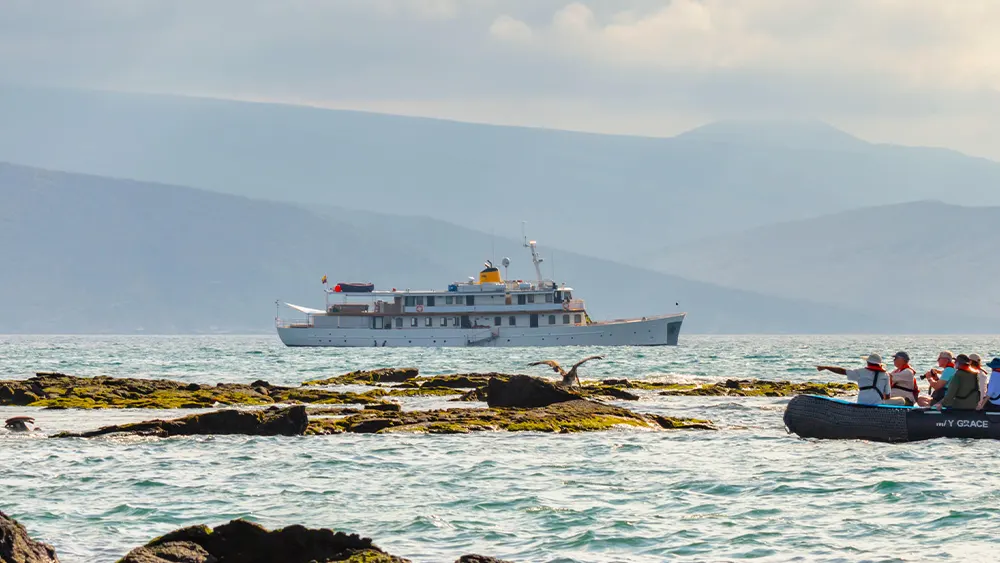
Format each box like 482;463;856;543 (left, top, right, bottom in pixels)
275;238;684;348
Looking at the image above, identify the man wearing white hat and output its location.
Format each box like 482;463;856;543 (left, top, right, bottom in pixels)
816;353;891;405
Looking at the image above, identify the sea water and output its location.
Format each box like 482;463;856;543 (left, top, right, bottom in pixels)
2;334;1000;562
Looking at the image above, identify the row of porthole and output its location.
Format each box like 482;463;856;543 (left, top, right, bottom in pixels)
315;328;651;345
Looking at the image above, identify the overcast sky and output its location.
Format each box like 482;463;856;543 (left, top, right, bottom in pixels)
3;0;1000;159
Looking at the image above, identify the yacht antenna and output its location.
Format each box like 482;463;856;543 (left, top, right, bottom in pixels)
522;222;544;284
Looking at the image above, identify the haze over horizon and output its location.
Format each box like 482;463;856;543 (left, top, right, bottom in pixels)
3;0;1000;161
3;0;1000;335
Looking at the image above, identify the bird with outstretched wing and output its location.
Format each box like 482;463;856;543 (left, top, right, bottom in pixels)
528;355;603;387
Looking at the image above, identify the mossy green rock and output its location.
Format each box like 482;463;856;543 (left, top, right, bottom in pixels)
0;373;391;409
306;399;714;435
302;367;419;386
656;379;855;397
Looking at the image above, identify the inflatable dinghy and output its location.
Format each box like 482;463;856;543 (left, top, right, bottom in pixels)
333;282;374;293
784;395;1000;442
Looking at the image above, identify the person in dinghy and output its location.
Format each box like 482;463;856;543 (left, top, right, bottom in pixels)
816;353;890;405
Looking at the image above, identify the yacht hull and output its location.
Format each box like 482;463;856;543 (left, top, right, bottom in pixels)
277;313;684;348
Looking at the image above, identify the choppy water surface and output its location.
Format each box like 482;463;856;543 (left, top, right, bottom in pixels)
3;335;1000;562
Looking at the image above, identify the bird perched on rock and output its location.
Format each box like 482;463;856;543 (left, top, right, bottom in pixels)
528;356;604;387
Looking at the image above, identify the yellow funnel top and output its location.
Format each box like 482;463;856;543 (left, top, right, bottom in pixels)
479;267;502;284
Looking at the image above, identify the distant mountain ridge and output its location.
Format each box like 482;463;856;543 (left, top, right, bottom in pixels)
646;200;1000;322
5;160;938;334
674;119;870;152
2;85;1000;264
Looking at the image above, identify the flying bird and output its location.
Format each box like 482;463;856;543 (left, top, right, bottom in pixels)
528;355;604;387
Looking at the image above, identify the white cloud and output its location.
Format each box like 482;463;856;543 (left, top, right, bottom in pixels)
489;15;533;43
491;1;1000;90
1;0;1000;159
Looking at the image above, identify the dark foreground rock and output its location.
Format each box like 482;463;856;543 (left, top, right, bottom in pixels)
3;513;514;562
117;519;406;563
485;375;579;408
54;406;308;438
0;373;389;409
0;511;59;563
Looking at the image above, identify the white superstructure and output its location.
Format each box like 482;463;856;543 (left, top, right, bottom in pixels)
275;236;684;348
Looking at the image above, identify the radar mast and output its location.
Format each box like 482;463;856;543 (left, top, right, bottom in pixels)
522;222;544;285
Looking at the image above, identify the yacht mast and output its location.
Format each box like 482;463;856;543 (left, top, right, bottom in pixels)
522;222;544;284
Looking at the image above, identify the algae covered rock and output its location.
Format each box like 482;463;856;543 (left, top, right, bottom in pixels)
116;519;408;563
657;379;855;397
307;399;713;435
456;556;514;563
0;511;60;563
485;375;579;408
303;367;419;386
0;373;390;409
54;406;309;438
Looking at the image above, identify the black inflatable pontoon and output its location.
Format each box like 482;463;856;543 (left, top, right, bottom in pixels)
334;282;375;293
784;395;1000;442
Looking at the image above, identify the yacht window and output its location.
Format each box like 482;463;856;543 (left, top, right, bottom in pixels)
494;316;502;326
427;296;435;307
574;314;582;324
527;294;535;303
384;317;391;329
563;314;570;324
548;315;556;325
517;295;526;305
453;317;460;326
509;316;516;326
416;296;424;306
545;294;553;303
424;317;433;327
564;292;572;301
405;296;415;307
395;317;403;328
439;317;447;327
445;296;453;305
410;317;418;327
465;296;474;306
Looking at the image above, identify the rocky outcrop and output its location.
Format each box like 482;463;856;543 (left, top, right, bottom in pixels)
0;511;59;563
307;399;713;434
0;373;390;409
116;519;406;563
302;367;419;386
485;375;580;408
0;513;519;563
54;406;308;438
657;379;855;397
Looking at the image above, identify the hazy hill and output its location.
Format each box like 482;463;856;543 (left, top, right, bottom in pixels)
0;161;935;335
2;86;1000;262
646;201;1000;322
